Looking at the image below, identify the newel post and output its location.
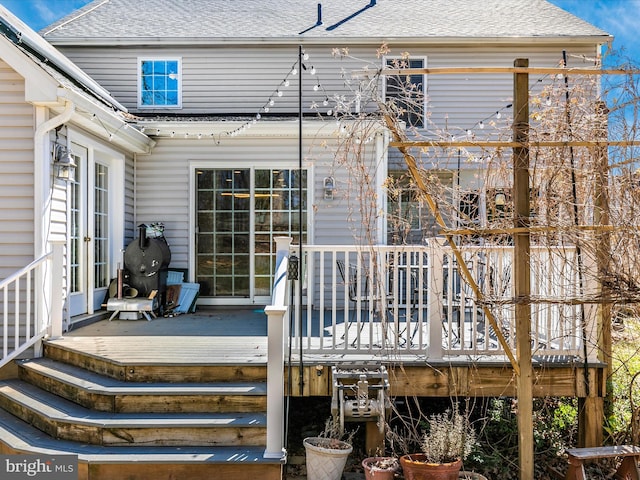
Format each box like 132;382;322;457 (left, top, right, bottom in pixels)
263;236;291;459
49;241;65;340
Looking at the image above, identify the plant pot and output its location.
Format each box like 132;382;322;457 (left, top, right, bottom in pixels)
400;454;463;480
303;437;353;480
362;456;400;480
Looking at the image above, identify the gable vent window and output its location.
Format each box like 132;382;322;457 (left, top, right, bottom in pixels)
384;57;426;129
138;58;182;108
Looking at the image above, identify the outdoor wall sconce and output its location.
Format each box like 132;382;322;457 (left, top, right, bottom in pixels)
53;144;77;182
324;176;335;200
494;191;506;210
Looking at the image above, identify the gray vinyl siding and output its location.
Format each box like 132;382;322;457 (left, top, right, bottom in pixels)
0;60;34;279
54;43;598;118
133;124;372;269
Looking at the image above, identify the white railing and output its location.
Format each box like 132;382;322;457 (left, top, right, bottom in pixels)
289;242;596;360
263;237;291;460
0;241;64;368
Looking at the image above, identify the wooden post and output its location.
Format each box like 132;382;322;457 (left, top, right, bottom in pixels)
579;101;610;447
513;58;534;480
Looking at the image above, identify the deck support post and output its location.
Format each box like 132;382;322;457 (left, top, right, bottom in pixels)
513;58;534;480
264;236;291;460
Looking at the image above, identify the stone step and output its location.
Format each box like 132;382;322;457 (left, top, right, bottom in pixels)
0;380;266;447
17;357;267;413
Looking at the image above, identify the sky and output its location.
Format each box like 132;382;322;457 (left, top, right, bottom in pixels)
0;0;638;64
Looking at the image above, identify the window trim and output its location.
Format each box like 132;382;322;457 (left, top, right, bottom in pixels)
383;55;427;129
137;57;182;109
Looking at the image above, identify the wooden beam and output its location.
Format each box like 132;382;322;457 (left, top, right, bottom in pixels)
361;67;635;76
389;140;640;148
440;224;630;236
513;58;534;480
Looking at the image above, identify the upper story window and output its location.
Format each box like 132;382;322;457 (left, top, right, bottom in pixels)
138;58;182;108
384;57;426;129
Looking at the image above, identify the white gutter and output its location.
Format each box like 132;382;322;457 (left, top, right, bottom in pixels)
44;35;612;48
0;4;127;112
33;101;75;257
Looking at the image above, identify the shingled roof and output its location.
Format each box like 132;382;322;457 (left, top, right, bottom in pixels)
41;0;610;45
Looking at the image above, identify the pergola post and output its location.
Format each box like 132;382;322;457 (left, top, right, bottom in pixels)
513;58;534;480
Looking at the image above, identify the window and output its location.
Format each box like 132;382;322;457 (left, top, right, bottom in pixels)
385;57;426;128
459;192;480;226
386;170;452;244
138;58;181;108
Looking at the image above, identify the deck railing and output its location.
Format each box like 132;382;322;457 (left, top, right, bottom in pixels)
0;241;64;368
288;242;597;361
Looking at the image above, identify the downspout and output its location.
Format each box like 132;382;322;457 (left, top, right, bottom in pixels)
33;100;75;336
33;99;75;257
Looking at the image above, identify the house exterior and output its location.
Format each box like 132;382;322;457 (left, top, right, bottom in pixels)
18;0;607;315
0;1;614;477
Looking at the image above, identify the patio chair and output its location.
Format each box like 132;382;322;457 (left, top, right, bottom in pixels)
336;260;394;346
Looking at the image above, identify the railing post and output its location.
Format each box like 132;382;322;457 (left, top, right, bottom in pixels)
264;236;291;460
49;241;65;340
428;242;444;359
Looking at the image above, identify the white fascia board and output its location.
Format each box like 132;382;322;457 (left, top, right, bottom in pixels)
0;34;58;103
58;88;155;154
0;4;127;112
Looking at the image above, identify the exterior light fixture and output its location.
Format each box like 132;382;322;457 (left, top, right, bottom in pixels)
324;176;335;200
53;144;77;182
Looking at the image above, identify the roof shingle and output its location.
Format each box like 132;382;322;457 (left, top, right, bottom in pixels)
41;0;610;43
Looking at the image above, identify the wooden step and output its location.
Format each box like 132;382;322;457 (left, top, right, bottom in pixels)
0;408;283;480
43;338;267;383
17;358;267;413
0;380;266;446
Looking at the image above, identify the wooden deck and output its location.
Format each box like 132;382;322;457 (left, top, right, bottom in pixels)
61;307;605;400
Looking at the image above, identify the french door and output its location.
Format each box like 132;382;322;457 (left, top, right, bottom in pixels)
68;145;112;316
194;167;307;304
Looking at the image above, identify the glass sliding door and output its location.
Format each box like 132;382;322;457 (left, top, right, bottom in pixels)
254;169;307;296
195;167;307;302
196;169;251;297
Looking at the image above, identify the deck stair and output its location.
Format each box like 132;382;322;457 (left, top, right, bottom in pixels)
0;339;283;480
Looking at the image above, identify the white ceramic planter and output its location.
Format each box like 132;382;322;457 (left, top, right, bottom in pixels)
303;437;353;480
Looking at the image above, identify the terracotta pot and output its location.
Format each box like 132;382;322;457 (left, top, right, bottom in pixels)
458;471;488;480
400;454;463;480
362;456;399;480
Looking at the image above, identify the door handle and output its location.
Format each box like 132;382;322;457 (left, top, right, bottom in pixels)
84;236;91;242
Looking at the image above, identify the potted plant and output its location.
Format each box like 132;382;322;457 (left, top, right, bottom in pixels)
303;417;355;480
362;455;400;480
399;406;477;480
